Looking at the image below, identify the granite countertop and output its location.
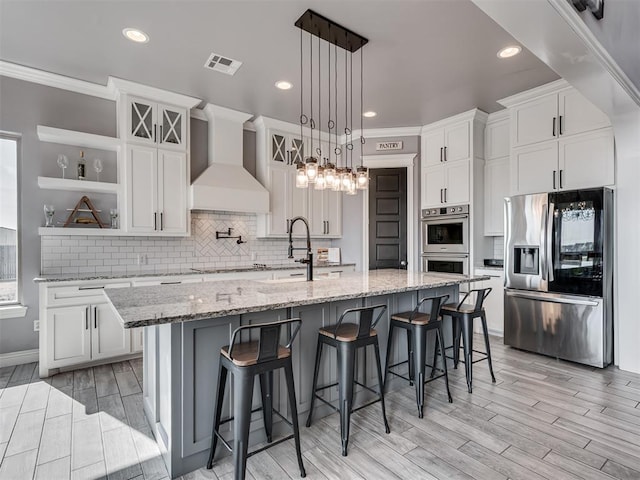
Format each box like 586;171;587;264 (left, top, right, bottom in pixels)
105;269;490;328
34;263;356;283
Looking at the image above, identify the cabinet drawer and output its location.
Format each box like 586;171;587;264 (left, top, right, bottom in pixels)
46;282;131;307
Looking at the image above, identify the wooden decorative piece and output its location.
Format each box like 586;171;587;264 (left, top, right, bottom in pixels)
63;195;106;228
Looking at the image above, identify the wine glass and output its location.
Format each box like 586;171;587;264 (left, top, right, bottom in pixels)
109;209;119;229
93;158;103;182
44;205;55;227
57;154;69;179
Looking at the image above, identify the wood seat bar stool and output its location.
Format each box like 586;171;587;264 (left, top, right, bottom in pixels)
207;318;306;480
305;304;390;456
385;294;452;418
441;288;496;393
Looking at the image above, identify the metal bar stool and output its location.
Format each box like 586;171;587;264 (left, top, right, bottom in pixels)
441;288;496;393
385;294;452;418
305;304;390;456
207;318;306;480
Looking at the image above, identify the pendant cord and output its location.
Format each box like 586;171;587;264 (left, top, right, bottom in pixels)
360;48;365;166
335;42;339;167
309;32;313;157
327;35;331;167
299;27;304;153
350;50;354;170
317;34;321;159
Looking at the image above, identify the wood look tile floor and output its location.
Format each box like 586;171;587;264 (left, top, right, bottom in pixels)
2;335;640;480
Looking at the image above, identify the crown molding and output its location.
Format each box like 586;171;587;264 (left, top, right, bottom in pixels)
362;153;416;168
202;104;252;123
498;79;570;108
190;109;208;121
420;108;488;133
0;61;114;100
549;0;640;107
486;109;510;123
107;77;201;108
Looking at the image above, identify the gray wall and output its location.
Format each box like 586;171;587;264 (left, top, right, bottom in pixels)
578;0;640;90
332;136;421;271
0;76;117;354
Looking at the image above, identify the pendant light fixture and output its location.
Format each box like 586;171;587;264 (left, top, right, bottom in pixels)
294;9;369;194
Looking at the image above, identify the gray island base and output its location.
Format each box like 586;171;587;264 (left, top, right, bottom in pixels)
106;269;487;478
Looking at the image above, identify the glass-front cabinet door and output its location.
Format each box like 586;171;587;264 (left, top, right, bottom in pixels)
159;105;187;150
129;98;156;145
271;133;287;163
549;188;604;296
290;137;304;165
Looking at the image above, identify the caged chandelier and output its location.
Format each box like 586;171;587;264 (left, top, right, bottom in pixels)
294;9;369;194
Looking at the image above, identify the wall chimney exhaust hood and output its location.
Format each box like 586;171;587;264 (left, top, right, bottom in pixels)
190;104;269;213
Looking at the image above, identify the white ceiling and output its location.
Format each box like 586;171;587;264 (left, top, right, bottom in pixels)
0;0;559;128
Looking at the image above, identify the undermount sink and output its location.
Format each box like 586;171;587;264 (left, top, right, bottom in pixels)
257;274;333;284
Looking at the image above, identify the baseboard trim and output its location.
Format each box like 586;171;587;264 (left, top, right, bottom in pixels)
0;348;39;368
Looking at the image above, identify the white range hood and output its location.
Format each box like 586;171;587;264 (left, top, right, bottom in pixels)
190;104;269;213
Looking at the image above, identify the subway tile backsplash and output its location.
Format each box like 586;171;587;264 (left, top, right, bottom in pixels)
493;236;505;259
41;211;332;275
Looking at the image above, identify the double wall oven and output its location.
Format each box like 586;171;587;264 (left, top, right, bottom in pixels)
421;205;469;275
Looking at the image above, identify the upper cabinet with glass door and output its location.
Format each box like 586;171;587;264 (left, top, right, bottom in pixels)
126;96;187;151
270;130;305;166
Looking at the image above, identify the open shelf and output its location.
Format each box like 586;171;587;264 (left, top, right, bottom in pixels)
38;176;119;194
37;125;121;152
38;227;123;236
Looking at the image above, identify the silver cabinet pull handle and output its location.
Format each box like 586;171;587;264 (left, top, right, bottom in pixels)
440;147;443;162
159;125;163;143
85;307;89;330
444;188;447;203
153;124;157;142
94;306;97;329
559;115;563;135
326;220;329;234
444;146;447;162
160;281;182;285
440;188;443;203
160;212;164;231
552;117;556;137
553;170;557;190
154;212;157;230
290;273;305;277
559;170;564;189
79;285;104;290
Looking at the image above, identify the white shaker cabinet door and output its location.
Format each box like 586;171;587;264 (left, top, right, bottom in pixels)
158;150;188;234
325;189;342;237
127;145;158;233
512;142;558;195
423;129;445;167
484;158;509;236
559;129;615;191
559;89;610;137
512;94;558;147
422;167;445;208
444;161;470;205
444;121;470;163
308;187;325;237
268;166;289;236
290;169;309;237
92;303;131;360
46;305;91;368
131;328;144;353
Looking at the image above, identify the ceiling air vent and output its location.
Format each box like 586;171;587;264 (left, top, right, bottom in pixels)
204;52;242;76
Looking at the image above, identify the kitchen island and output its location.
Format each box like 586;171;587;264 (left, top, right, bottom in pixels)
106;269;487;477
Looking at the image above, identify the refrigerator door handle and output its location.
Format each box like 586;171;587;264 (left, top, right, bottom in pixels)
505;289;599;307
541;204;548;281
547;202;555;282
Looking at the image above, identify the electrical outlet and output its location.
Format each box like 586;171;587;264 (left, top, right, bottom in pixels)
33;320;40;332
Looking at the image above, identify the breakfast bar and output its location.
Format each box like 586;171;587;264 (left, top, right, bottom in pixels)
106;269;487;478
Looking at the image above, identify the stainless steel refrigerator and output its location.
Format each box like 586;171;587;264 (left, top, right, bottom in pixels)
504;188;613;367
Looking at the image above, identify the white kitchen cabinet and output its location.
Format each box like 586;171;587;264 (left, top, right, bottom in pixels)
512;128;614;195
421;161;470;208
309;188;342;237
484;116;510;160
474;268;505;336
423;120;471;167
484;158;509;236
92;303;131;360
46;305;92;368
255;116;341;238
509;83;611;149
125;145;188;235
126;96;188;151
131;328;144;353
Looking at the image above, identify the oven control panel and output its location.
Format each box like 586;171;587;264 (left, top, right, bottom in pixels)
422;204;469;217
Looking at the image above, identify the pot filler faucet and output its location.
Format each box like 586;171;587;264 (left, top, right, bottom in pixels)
287;216;313;281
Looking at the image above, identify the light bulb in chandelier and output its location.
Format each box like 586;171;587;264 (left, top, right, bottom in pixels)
305;157;318;183
340;168;353;191
324;164;336;188
296;164;309;188
314;166;326;190
332;168;343;191
346;177;357;195
356;166;369;189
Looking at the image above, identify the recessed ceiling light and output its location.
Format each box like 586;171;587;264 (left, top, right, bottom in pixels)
122;28;149;43
497;45;521;59
363;111;377;118
275;80;293;90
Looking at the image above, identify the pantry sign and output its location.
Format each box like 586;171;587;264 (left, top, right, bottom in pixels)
375;141;403;151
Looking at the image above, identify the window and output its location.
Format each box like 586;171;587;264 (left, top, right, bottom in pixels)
0;136;19;304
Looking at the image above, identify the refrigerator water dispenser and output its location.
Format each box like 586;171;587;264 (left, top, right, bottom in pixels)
514;246;539;275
